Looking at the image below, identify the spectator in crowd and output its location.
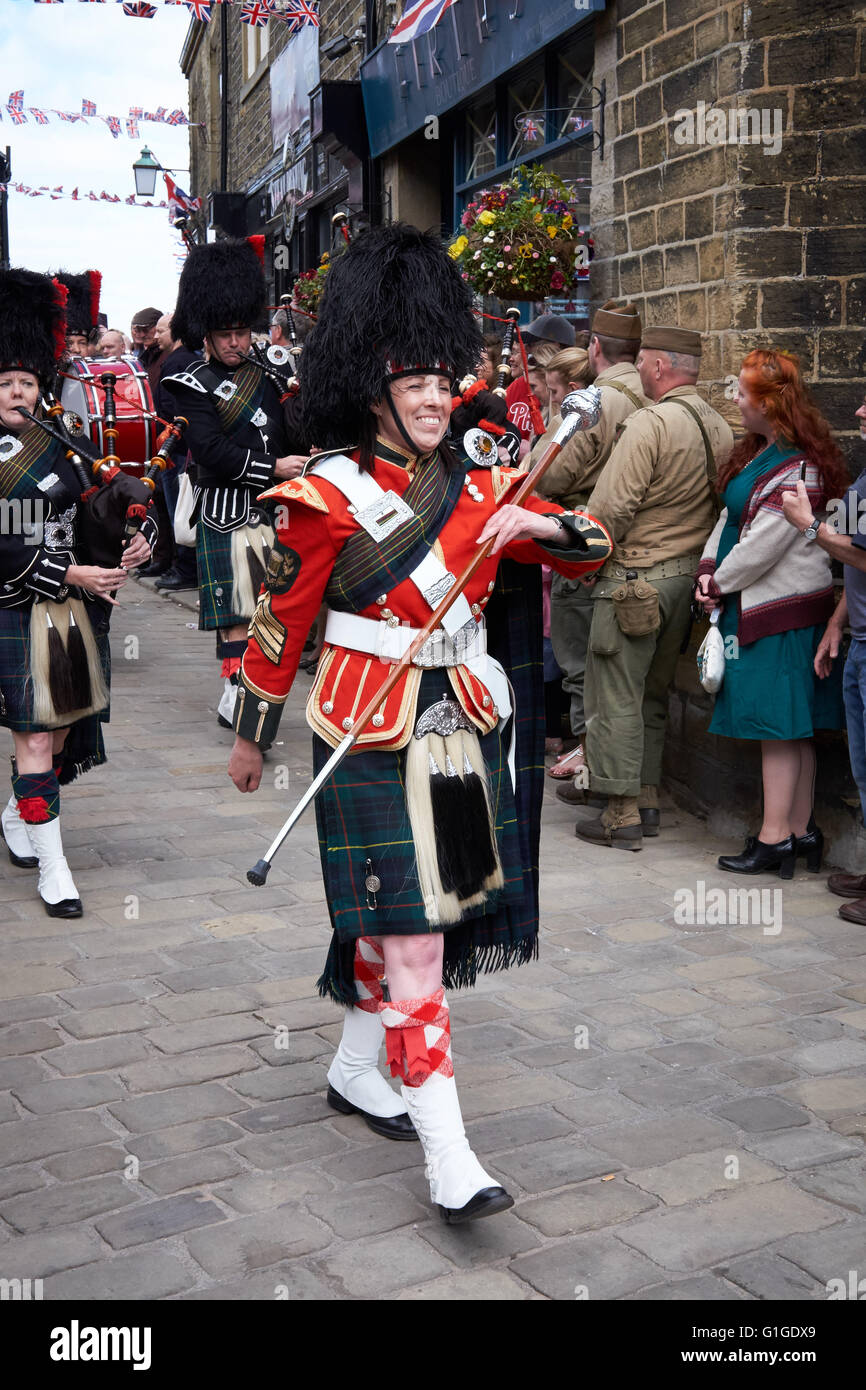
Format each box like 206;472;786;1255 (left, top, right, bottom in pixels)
96;329;131;358
544;346;594;414
150;312;199;592
579;326;733;849
695;350;847;878
270;308;291;348
779;388;866;911
506;313;575;443
531;304;646;786
130;307;163;378
477;332;503;388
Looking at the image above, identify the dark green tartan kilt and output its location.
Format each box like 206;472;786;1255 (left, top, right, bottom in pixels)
196;520;247;631
314;671;540;1006
0;604;110;784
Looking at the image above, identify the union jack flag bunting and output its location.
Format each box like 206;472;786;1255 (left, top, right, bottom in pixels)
102;116;122;138
28;108;50;126
129;107;144;119
82;99;97;116
7;92;24;112
388;0;454;43
8;110;27;127
166;109;188;126
281;0;319;28
241;1;272;25
126;118;140;138
154;107;167;123
122;2;158;14
184;0;212;21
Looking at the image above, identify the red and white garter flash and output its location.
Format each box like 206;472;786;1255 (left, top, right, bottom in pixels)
353;936;385;1014
378;987;454;1088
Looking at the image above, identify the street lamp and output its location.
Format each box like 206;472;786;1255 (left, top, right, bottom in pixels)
132;146;160;198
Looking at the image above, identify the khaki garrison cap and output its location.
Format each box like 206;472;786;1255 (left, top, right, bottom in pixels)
640;325;703;357
591;299;642;341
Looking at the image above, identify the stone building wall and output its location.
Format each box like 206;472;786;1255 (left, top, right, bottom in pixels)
590;0;866;842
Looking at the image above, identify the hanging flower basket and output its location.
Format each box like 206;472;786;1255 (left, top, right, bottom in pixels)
291;252;330;319
448;165;590;302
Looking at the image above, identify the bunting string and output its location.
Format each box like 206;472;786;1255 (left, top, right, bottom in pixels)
2;180;171;209
22;1;320;30
3;91;197;137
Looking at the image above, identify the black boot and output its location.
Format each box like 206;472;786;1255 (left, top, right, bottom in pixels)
794;814;824;873
718;834;796;879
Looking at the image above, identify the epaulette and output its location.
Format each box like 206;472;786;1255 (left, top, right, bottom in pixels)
258;475;329;512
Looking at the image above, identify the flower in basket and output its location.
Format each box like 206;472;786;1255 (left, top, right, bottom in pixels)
447;164;586;301
291;253;331;318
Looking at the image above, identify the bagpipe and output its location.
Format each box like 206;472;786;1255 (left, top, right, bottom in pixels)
240;298;304;445
17;376;187;572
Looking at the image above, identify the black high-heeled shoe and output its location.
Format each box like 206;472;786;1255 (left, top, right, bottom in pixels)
793;814;824;873
718;834;796;879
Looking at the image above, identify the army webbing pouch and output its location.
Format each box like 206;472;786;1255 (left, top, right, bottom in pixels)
610;571;660;637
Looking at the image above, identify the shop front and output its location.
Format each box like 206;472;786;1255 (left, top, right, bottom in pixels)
360;0;606;327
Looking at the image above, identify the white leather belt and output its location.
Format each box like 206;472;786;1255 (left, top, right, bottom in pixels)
322;608;517;790
324;609;486;667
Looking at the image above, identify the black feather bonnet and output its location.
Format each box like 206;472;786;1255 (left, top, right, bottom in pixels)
300;224;482;456
0;267;68;384
171;238;267;350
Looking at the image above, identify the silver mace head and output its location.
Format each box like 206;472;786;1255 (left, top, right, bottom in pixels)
556;385;603;444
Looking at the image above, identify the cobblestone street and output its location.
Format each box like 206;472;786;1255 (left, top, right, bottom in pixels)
1;579;865;1302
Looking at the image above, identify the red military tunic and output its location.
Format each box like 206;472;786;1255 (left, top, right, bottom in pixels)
235;439;611;749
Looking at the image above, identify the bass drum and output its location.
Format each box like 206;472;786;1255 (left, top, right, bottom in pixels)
60;356;155;477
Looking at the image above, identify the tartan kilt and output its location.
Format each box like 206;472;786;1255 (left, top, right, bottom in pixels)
196;520;247;630
0;602;110;784
315;668;541;1006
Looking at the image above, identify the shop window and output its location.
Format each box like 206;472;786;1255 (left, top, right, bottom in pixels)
506;64;545;163
556;48;593;142
464;97;496;182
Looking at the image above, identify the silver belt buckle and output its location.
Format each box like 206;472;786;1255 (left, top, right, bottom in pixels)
412;618;481;668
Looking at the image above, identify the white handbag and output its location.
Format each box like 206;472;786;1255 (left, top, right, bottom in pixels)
173;472;198;547
697;609;725;693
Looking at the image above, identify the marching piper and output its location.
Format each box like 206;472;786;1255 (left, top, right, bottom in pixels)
0;269;152;917
162;238;305;730
227;225;612;1224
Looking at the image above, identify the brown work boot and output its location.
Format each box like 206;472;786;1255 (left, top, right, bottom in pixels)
576;795;642;851
637;783;660;837
838;896;866;924
827;872;866;899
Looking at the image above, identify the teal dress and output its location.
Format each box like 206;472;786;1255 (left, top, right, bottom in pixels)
709;441;842;741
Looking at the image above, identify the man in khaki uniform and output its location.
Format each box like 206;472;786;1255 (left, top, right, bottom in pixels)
531;301;648;780
577;325;734;850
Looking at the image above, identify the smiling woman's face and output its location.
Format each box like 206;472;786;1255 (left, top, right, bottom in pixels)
371;374;452;454
0;370;40;430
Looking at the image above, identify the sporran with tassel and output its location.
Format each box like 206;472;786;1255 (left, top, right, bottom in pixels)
405;697;504;926
231;514;275;620
29;597;109;726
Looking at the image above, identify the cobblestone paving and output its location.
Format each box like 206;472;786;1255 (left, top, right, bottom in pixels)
1;580;864;1301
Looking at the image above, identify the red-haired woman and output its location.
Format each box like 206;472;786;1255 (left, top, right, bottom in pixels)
694;350;847;877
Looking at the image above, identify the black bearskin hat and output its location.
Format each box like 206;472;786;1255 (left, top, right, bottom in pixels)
54;269;101;337
171;237;267;350
0;267;68;384
300;224;482;454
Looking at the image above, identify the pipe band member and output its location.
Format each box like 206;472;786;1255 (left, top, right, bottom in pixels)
227;225;612;1224
0;268;153;918
163;237;304;732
